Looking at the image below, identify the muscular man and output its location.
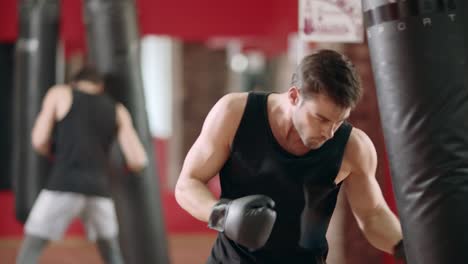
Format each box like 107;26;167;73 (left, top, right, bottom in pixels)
175;50;406;263
16;67;148;264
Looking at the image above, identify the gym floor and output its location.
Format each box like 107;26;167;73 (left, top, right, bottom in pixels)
0;234;216;264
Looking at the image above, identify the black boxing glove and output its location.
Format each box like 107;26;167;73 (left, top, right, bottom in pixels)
208;195;277;250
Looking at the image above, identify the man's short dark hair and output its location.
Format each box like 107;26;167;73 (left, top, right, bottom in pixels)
291;49;362;108
70;66;104;84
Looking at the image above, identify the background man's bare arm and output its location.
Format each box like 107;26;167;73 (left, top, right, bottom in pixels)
116;103;148;172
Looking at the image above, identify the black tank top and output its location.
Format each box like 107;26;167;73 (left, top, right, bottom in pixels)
208;92;352;264
46;88;117;197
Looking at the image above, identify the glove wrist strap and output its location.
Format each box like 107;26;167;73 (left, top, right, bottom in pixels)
208;199;231;232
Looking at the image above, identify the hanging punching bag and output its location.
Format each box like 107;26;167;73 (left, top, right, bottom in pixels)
12;0;58;222
0;44;14;190
83;0;170;263
363;1;468;263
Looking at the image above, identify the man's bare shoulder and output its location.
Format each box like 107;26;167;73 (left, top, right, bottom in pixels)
219;92;248;109
348;128;373;148
344;127;377;171
49;84;71;93
45;84;71;100
200;93;249;144
211;93;248;122
41;84;71;106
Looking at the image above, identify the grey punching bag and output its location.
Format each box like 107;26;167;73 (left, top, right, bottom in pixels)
12;0;58;222
83;0;170;263
363;1;468;263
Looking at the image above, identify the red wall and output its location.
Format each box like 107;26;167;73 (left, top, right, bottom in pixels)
0;0;298;57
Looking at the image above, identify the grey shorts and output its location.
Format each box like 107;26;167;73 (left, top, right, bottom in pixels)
25;190;119;241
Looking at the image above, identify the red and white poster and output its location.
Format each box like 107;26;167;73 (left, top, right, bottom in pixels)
299;0;364;43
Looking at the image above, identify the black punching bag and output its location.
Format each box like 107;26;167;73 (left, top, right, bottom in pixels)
0;44;14;190
363;1;468;263
83;0;170;263
12;0;58;222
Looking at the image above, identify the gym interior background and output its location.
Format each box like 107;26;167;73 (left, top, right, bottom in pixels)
0;0;406;263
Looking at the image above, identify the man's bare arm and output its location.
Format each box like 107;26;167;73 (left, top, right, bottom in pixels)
31;87;61;156
175;93;247;222
343;128;403;254
116;103;148;172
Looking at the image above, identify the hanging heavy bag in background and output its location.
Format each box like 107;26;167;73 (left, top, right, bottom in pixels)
12;0;59;222
83;0;170;263
0;43;14;191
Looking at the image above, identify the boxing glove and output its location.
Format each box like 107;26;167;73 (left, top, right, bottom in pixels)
208;195;276;250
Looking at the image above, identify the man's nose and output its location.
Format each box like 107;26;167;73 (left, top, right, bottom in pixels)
321;124;335;139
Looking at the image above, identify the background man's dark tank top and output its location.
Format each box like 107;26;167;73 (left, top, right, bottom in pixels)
208;92;353;264
46;88;117;197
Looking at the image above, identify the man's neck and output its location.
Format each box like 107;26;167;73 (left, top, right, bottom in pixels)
269;93;307;153
74;81;103;94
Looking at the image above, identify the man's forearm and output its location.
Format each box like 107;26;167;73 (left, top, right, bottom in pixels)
360;206;403;254
175;178;218;222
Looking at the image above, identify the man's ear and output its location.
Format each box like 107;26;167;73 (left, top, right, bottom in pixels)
287;86;300;106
